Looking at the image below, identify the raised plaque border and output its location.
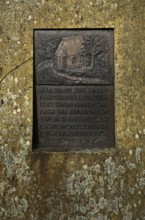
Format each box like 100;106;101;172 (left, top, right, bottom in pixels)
33;28;115;152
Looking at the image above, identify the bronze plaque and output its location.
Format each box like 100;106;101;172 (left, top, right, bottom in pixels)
33;29;115;151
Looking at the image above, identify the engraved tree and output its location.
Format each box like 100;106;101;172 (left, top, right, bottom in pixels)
81;34;108;69
37;38;61;64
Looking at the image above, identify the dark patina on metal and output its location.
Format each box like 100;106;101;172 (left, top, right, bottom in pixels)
33;29;114;151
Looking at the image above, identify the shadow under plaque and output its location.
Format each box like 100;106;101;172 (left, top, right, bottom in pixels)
33;29;115;151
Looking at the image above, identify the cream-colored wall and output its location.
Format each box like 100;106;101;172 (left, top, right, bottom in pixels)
0;1;145;219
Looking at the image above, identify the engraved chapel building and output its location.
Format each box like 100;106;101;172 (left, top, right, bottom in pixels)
55;35;84;70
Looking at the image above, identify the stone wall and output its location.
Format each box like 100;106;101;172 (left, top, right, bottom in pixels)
0;0;145;219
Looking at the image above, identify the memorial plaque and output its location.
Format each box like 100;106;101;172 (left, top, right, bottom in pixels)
33;29;115;151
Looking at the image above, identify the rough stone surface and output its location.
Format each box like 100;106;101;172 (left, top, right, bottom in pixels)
0;0;145;219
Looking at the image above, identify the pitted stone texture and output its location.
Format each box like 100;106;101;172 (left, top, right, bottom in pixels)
0;0;145;219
